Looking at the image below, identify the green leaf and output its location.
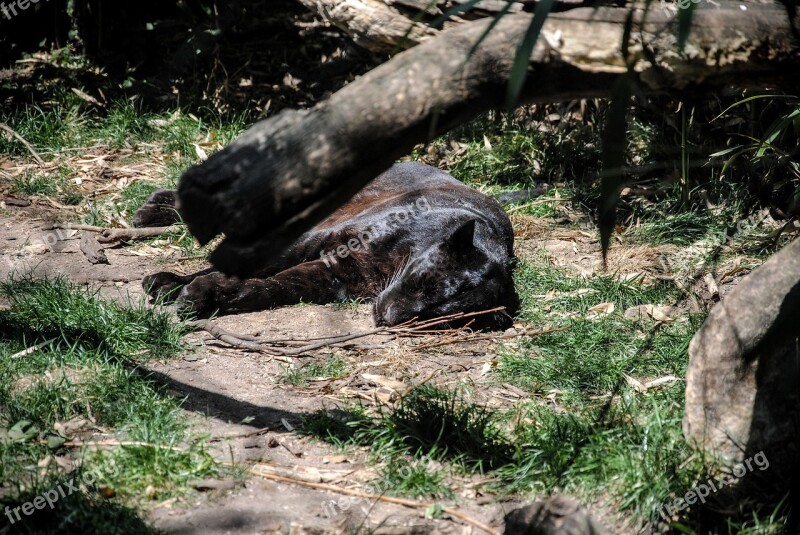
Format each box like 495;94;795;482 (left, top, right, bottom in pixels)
756;108;800;158
708;145;744;159
719;147;752;176
506;0;555;109
47;434;67;449
599;74;633;260
711;94;797;122
670;521;696;534
9;420;39;443
425;503;444;519
676;3;696;54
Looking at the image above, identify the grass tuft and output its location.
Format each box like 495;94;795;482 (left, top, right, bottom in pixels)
389;385;514;471
279;356;348;387
0;274;185;359
0;275;218;533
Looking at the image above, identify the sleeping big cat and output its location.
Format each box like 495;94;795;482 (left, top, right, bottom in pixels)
138;163;519;329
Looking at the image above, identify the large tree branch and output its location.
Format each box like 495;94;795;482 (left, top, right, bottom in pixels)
178;4;800;276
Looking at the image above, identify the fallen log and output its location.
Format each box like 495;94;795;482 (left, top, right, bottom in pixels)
177;4;800;276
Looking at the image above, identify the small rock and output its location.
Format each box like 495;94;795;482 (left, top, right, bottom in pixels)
80;232;109;265
188;478;237;492
504;496;607;534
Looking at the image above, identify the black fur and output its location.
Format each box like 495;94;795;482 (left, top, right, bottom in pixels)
139;163;519;329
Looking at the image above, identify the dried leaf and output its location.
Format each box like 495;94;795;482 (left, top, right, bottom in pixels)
361;374;408;392
586;302;615;318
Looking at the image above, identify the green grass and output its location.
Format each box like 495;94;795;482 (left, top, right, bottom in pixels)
0;99;250;161
331;297;366;317
118;181;162;217
1;99;251;232
375;456;452;499
0;275;219;533
500;254;697;404
13;172;59;196
414;112;602;188
297;247;791;533
388;385;514;471
0;274;185;359
279;356;349;387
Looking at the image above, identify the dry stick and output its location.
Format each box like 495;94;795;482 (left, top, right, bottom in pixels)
254;317;418;345
51;223;107;232
191;308;509;356
415;325;568;350
10;337;57;359
246;466;499;535
209;427;270;442
275;328;392;356
51;223;180;242
58;438;495;532
62;440;187;453
188;320;274;352
0;122;45;167
97;226;181;243
189;319;390;353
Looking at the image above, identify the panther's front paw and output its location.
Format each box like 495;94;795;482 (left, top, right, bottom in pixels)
143;272;188;303
175;272;237;318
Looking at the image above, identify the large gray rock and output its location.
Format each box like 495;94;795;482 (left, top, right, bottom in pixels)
684;236;800;486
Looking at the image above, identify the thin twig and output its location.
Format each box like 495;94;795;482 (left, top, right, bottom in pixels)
246;465;499;535
210;427;270;442
10;337;57;358
189;320;267;351
52;436;498;533
62;440;187;453
414;325;567;350
0;122;45;166
190;308;511;356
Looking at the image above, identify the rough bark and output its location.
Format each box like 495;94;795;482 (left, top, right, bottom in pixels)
177;4;800;276
292;0;536;53
293;0;439;52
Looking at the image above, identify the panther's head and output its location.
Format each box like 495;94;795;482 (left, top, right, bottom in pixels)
373;219;517;329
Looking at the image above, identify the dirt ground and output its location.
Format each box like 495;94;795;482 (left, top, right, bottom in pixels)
1;184;727;534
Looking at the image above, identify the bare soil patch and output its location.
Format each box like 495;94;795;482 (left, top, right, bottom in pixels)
1;192;531;533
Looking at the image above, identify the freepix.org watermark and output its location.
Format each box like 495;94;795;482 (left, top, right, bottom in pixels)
1;224;74;274
657;450;769;521
320;454;439;519
319;195;432;268
4;461;119;525
659;0;721;16
1;0;52;22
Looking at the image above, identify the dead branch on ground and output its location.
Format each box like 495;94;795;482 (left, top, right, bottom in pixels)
188;307;552;356
52;223;180;242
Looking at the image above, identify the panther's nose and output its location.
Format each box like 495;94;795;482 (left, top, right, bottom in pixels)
373;298;388;326
373;296;394;326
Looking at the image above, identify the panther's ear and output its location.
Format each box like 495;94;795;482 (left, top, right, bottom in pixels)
447;219;476;253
